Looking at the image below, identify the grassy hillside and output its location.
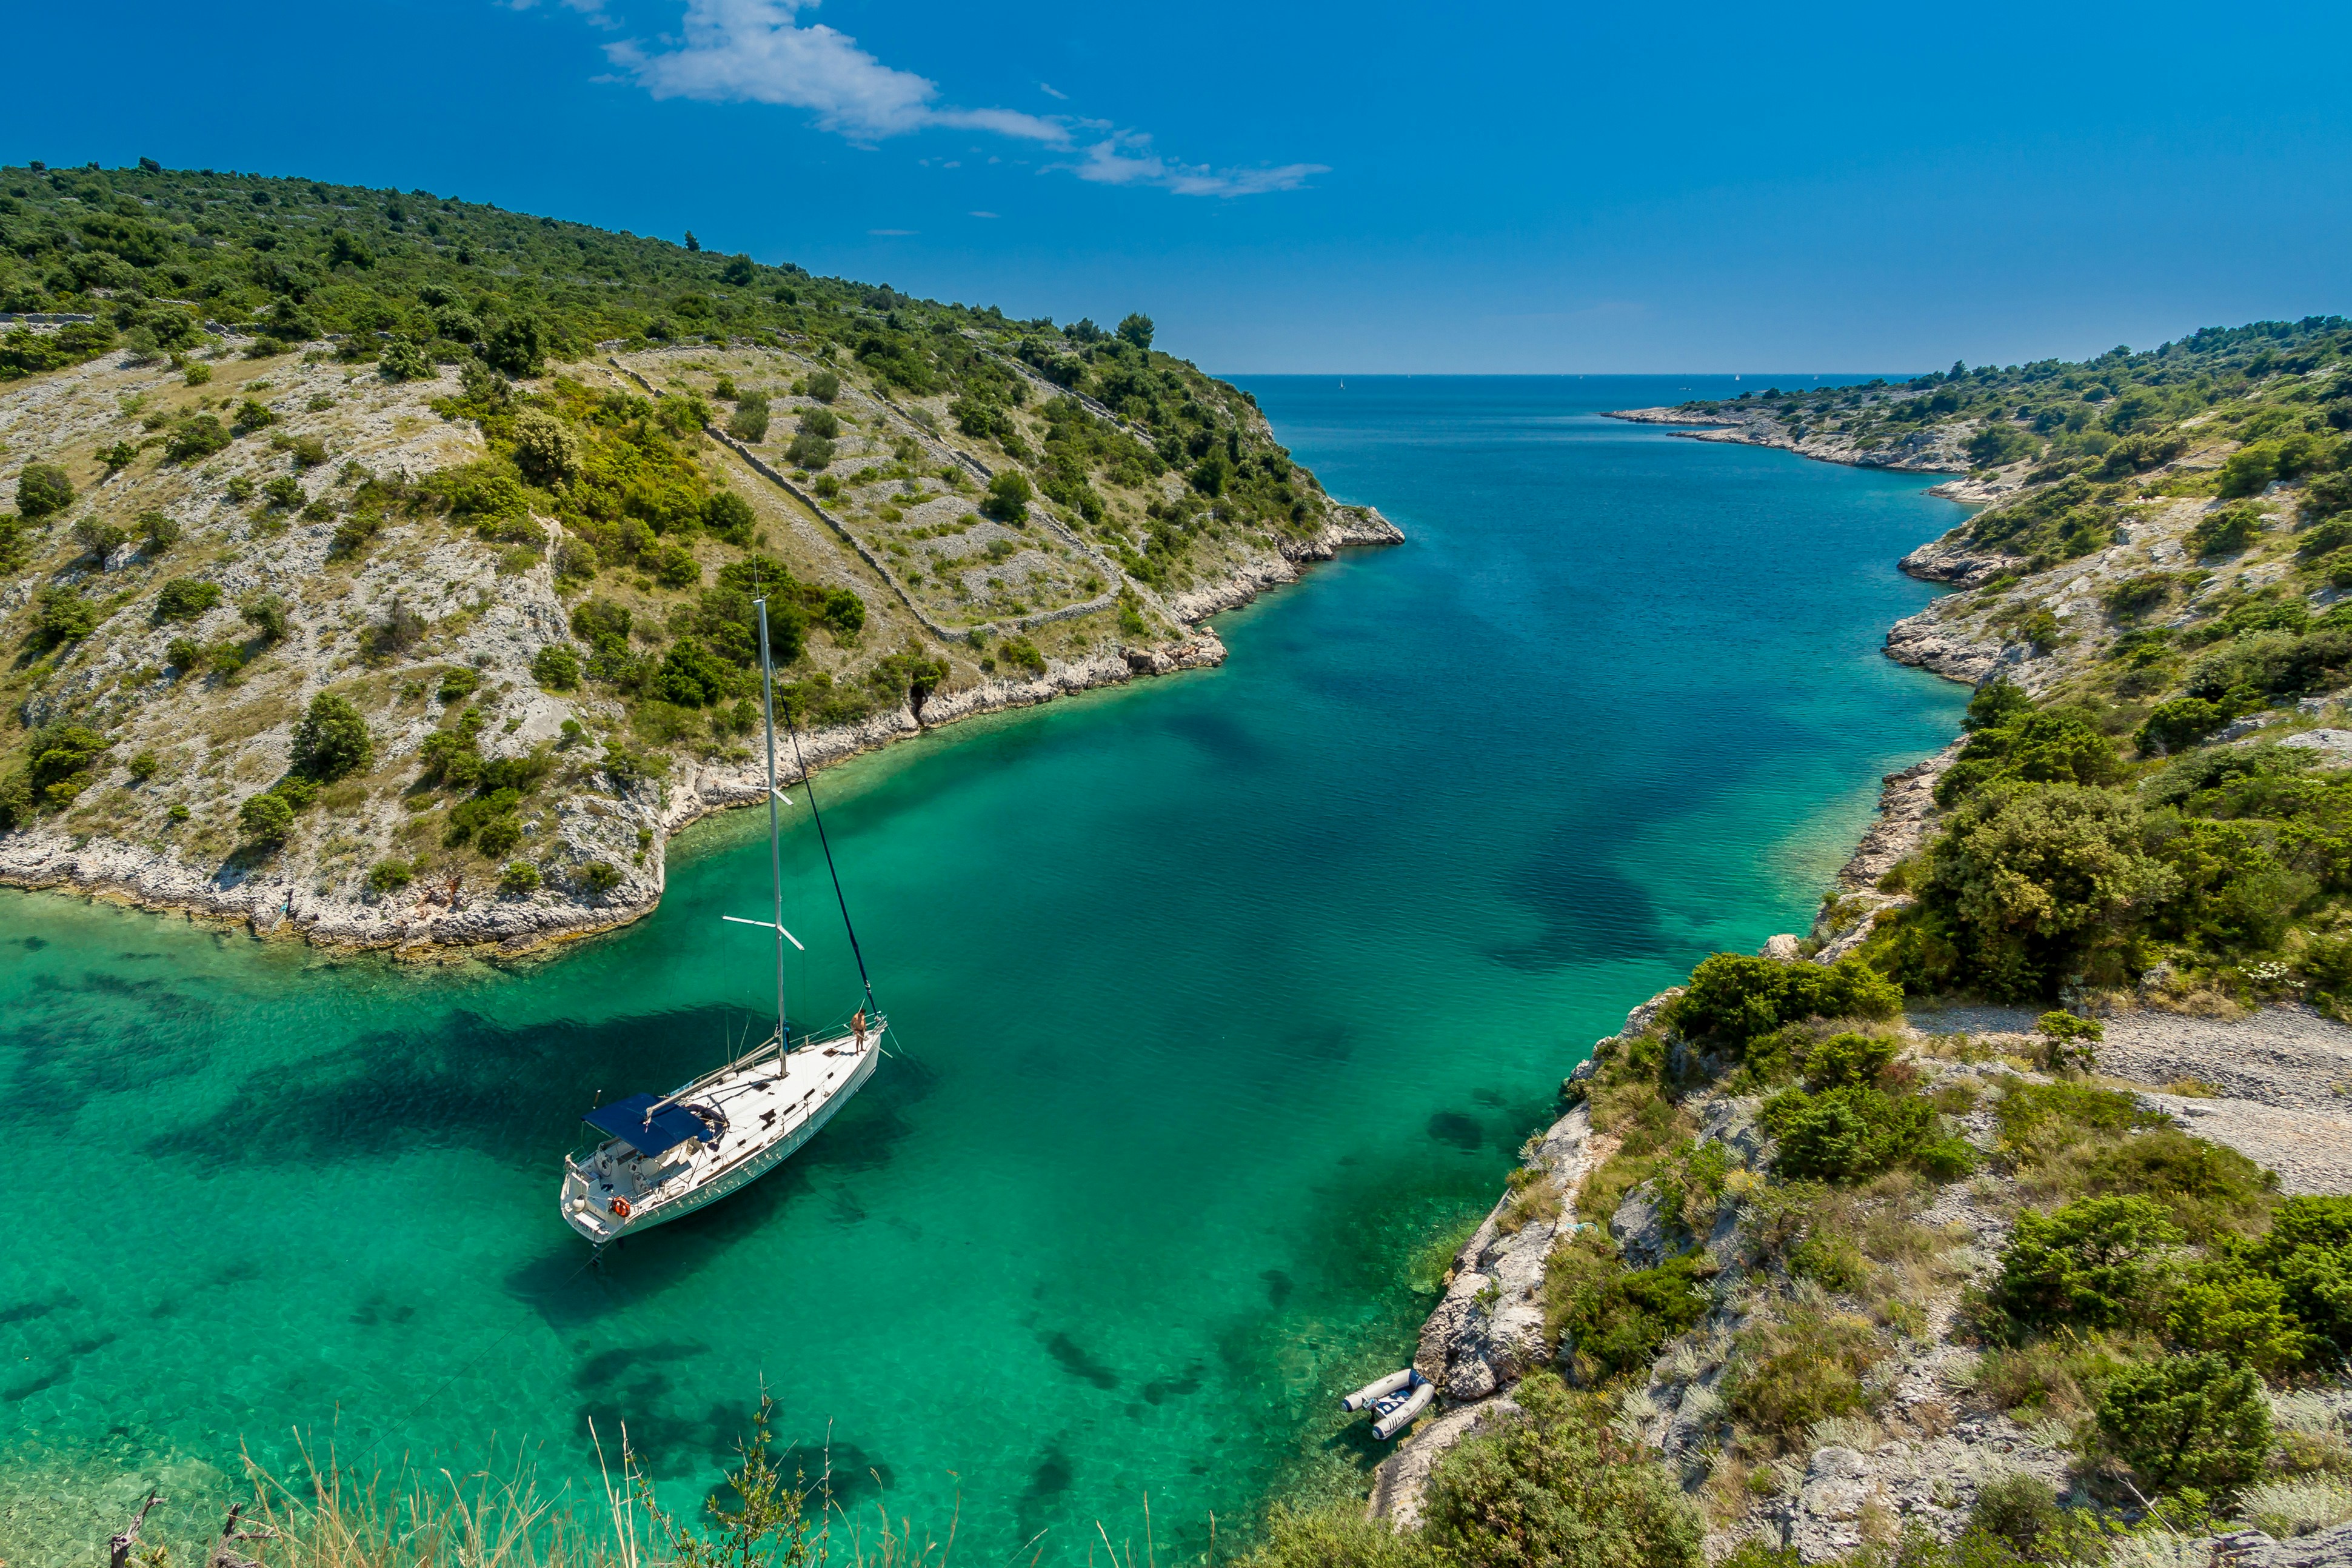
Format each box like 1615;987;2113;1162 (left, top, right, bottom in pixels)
0;161;1389;945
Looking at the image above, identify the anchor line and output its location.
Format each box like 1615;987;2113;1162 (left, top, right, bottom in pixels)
783;715;877;1017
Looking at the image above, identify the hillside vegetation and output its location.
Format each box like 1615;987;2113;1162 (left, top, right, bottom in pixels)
0;160;1392;949
1225;319;2352;1568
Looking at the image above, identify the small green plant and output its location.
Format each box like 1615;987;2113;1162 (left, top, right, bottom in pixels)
125;751;161;786
367;859;413;895
532;644;582;690
981;469;1034;521
2035;1009;2104;1071
16;461;73;518
238;790;296;846
154;577;223;622
292;693;374;781
436;666;481;704
579;859;624;895
498;861;540;896
1993;1194;2182;1335
2094;1351;2272;1493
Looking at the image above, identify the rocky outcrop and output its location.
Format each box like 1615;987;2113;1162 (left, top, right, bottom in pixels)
1898;531;2024;588
1161;505;1403;622
1884;609;2007;685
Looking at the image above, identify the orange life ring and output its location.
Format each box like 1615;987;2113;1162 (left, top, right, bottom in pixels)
609;1196;632;1219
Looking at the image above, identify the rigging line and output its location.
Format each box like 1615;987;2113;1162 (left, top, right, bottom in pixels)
784;712;877;1013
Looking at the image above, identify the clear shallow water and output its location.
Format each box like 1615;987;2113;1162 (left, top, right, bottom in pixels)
0;376;1965;1560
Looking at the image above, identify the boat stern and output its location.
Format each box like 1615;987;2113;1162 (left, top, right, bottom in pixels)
560;1157;626;1243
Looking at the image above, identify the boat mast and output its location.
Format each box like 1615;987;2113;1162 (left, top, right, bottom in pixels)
756;598;788;1060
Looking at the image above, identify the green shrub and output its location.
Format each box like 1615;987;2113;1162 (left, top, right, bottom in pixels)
1764;1084;1973;1184
164;414;230;462
2034;1010;2103;1071
261;475;305;509
1996;1079;2162;1155
1993;1195;2182;1335
1238;1504;1435;1568
784;432;834;469
499;861;540;896
805;369;839;404
2094;1352;2271;1493
579;859;624;895
704;489;756;544
241;594;289;643
32;585;99;648
1726;1310;1879;1443
1420;1372;1704;1568
2076;1128;2276;1243
367;859;413;894
233;397;276;431
379;338;432;382
475;815;523;857
727;393;770;443
436;666;481;704
1903;784;2176;1001
153;577;222;622
532;644;581;690
982;469;1034;521
1800;1031;1898;1091
1000;634;1046;675
511;408;580;484
125;750;160;786
797;406;840;439
238;790;295;845
1788;1232;1871;1293
1665;954;1902;1053
0;723;112;823
291;693;373;781
2245;1195;2352;1357
75;516;128;562
16;461;73;518
2166;1255;2313;1375
1934;707;2127;804
2190;502;2265;558
1547;1241;1710;1385
2136;698;2228;757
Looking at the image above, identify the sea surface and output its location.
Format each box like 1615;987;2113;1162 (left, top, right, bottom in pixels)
0;375;1967;1561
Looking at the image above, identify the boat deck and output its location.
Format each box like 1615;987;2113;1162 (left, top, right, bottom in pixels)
561;1026;877;1241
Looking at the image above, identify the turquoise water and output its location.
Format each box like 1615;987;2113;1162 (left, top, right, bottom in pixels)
0;376;1966;1560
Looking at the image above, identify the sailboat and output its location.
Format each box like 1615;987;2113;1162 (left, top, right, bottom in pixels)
558;598;884;1246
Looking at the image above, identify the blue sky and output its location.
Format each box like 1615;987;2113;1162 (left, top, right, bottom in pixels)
5;0;2348;373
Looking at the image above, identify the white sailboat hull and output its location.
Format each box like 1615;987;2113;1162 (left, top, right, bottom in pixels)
560;1020;882;1244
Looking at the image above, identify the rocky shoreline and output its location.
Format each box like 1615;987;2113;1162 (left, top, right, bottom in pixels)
0;508;1398;960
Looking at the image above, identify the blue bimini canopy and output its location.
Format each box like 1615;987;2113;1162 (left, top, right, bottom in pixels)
584;1093;712;1158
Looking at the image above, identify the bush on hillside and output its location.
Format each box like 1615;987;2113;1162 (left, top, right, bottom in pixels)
16;461;74;518
1991;1195;2182;1336
1885;784;2176;1000
1419;1372;1705;1568
291;693;373;781
2094;1352;2272;1493
1664;954;1901;1053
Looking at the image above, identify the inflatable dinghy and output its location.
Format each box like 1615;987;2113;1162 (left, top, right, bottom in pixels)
1341;1368;1434;1440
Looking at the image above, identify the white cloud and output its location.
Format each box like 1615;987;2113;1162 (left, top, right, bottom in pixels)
969;210;998;218
585;2;1323;196
1038;81;1067;100
869;228;915;235
1066;132;1328;198
605;0;1064;142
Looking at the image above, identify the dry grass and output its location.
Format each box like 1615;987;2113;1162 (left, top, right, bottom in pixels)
119;1438;984;1568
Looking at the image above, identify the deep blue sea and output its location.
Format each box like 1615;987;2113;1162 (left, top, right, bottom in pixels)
0;375;1966;1562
